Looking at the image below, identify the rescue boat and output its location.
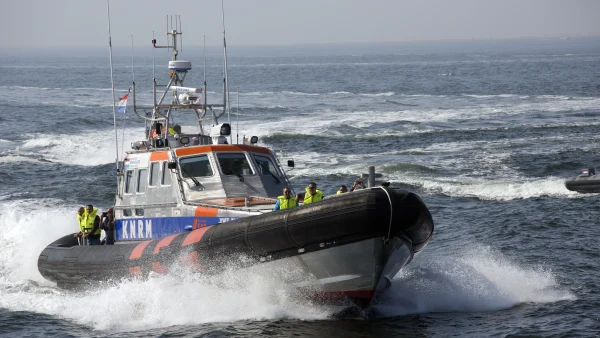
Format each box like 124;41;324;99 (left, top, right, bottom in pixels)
565;168;600;193
37;16;434;308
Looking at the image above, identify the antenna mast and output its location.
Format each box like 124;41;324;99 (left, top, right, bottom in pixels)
203;35;207;123
236;88;239;144
179;15;183;53
221;0;232;144
130;35;135;81
106;0;119;170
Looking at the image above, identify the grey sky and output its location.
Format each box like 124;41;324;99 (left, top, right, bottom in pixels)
1;0;599;48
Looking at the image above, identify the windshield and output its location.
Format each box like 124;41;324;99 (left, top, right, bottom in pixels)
217;153;254;176
180;155;213;178
254;154;279;176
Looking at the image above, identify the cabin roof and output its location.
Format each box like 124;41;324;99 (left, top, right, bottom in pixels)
174;144;271;157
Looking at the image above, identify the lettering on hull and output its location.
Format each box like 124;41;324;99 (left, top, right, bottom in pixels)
116;217;238;241
121;219;153;239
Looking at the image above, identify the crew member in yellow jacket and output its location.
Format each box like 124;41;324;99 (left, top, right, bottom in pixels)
337;185;348;194
74;205;102;245
297;182;323;205
273;187;298;210
74;207;86;242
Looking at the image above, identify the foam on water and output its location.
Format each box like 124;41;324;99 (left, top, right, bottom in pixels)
413;176;579;201
18;128;143;166
0;268;333;332
281;148;580;201
375;245;576;317
0;200;75;283
0;201;333;331
0;154;47;164
0;200;575;330
238;95;600;142
359;92;395;97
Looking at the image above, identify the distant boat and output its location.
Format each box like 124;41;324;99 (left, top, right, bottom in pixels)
565;168;600;193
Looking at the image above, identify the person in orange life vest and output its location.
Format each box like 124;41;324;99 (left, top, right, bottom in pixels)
274;187;298;210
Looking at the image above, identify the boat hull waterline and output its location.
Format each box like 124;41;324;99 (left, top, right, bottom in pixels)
38;188;434;307
565;174;600;193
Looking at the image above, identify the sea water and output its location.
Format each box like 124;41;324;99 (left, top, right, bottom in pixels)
0;38;599;337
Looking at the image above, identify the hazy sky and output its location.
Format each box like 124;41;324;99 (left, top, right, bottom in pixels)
2;0;599;48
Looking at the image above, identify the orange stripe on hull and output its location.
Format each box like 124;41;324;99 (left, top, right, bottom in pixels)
182;226;210;246
129;266;142;276
175;144;270;157
153;234;179;254
129;240;152;260
194;206;219;217
152;262;169;273
179;251;205;272
150;151;169;161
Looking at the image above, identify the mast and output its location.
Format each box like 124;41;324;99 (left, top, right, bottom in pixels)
106;0;119;172
123;35;135;157
236;88;239;144
221;0;232;144
151;20;185;138
204;35;207;117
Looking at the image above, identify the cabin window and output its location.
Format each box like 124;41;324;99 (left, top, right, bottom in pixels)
217;153;254;176
149;162;160;187
125;170;134;194
137;169;147;193
254;155;280;176
180;155;213;178
123;209;132;217
135;208;144;216
161;161;172;186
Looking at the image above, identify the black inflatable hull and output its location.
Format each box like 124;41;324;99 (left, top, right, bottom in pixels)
38;188;434;307
565;175;600;193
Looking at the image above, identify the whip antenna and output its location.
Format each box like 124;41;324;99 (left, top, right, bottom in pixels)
106;0;119;169
221;0;232;144
237;87;239;144
179;15;183;53
203;35;206;87
122;35;136;158
130;35;135;81
152;31;156;79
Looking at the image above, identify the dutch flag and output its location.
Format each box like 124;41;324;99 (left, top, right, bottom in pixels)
117;94;128;113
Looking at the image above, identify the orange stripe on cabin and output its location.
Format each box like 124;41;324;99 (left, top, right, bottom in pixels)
153;234;179;254
129;240;152;260
175;145;270;157
129;266;142;276
150;151;169;161
182;226;210;246
194;206;219;217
